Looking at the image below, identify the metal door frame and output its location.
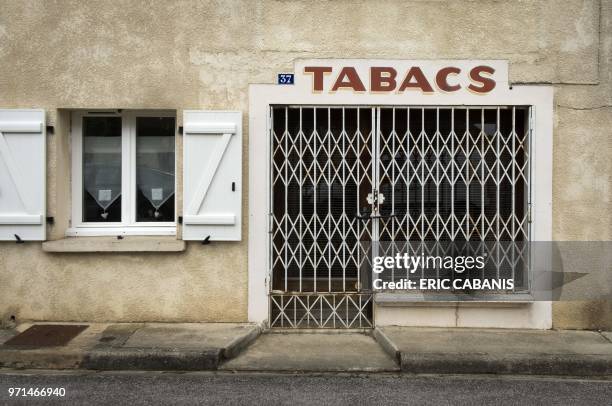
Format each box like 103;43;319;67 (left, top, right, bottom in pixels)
268;106;378;328
267;104;534;328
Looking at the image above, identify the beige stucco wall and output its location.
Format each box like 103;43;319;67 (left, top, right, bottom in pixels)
0;0;610;327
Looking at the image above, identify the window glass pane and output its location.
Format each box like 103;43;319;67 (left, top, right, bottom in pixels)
136;117;175;222
83;116;122;222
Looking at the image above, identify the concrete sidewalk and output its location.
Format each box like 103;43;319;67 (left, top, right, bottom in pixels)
0;322;261;371
375;327;612;376
1;323;612;375
222;331;399;372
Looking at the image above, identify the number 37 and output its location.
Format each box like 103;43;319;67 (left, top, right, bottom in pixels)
277;73;294;85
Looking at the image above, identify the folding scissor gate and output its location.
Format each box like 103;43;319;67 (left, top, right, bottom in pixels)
269;106;530;328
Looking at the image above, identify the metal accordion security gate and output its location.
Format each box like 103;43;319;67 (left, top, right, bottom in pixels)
269;106;531;328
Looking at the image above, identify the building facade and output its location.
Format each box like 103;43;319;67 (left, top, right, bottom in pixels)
0;0;610;330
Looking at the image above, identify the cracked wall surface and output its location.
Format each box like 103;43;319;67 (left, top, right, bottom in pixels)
0;0;610;328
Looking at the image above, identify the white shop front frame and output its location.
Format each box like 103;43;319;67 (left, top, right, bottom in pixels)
248;60;553;329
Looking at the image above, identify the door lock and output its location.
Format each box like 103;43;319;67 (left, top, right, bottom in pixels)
366;190;385;205
358;190;393;220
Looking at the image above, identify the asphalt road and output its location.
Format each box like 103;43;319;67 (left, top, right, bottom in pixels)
0;370;611;405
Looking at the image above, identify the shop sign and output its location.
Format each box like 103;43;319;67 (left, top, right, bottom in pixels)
297;60;505;95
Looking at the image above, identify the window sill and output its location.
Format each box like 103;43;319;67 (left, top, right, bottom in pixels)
42;236;185;253
65;226;176;237
374;292;534;307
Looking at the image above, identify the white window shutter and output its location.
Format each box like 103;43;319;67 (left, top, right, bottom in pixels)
182;111;242;241
0;109;46;241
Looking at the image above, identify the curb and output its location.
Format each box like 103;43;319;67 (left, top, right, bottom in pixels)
0;348;84;370
372;327;400;365
223;323;262;360
400;353;612;376
81;325;263;371
81;348;223;371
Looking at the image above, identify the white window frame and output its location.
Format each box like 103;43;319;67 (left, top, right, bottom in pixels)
68;110;177;236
